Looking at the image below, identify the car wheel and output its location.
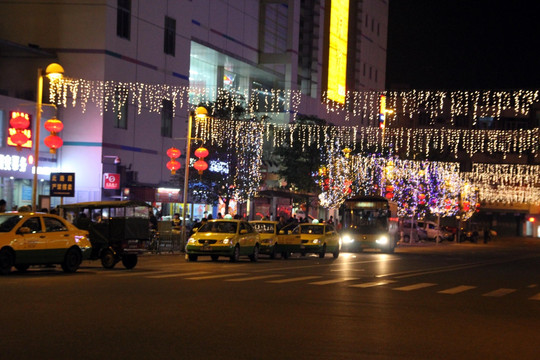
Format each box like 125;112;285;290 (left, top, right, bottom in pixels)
187;254;198;262
319;244;326;258
332;249;340;259
230;246;240;262
61;247;82;273
385;246;395;254
15;264;30;272
211;255;219;261
121;254;138;269
249;245;259;262
0;248;14;275
101;249;116;269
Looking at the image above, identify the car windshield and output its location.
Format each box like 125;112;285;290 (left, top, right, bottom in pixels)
198;221;237;234
300;225;324;234
251;223;274;234
0;215;23;232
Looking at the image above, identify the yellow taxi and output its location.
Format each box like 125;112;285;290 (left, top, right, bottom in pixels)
249;220;280;258
186;219;260;262
280;222;340;259
0;212;92;275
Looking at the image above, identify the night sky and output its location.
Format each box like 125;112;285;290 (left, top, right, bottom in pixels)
385;1;540;91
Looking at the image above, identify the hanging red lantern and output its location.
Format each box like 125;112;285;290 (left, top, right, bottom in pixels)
44;134;63;154
44;118;64;133
194;146;209;159
167;147;181;159
385;192;394;200
166;159;181;174
193;159;208;174
10;132;29;150
10;116;30;130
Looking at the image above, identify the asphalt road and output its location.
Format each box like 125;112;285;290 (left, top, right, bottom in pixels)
2;237;539;359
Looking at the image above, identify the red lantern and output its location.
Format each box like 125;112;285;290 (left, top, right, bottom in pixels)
193;159;208;174
166;159;181;174
44;118;64;133
194;146;209;159
385;192;393;200
10;132;29;150
167;147;181;159
10;116;30;130
44;134;63;153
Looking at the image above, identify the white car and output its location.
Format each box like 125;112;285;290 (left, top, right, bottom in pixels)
417;221;453;241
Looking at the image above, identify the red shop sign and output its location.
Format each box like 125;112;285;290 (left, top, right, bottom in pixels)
103;173;120;189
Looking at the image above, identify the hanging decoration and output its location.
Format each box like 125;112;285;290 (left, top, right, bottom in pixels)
193;146;209;175
9;115;30;151
166;147;181;175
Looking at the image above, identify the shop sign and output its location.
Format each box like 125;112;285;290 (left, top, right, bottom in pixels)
50;172;75;197
0;154;29;173
103;173;120;189
7;111;33;149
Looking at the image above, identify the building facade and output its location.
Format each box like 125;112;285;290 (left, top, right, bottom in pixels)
0;0;389;217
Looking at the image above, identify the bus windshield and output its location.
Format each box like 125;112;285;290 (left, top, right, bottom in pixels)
341;196;392;234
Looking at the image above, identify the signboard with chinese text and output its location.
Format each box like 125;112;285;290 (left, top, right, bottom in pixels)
326;0;349;104
103;173;120;190
50;172;75;197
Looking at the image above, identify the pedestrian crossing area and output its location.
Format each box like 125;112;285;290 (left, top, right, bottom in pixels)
101;269;540;301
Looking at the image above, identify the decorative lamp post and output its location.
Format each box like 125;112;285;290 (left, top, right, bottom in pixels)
32;63;64;211
181;106;209;248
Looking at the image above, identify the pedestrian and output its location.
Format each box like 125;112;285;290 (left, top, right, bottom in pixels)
149;211;158;231
483;227;491;244
172;213;181;231
0;199;6;213
328;216;334;225
217;212;223;219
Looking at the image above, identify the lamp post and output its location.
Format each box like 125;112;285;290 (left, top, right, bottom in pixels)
32;63;64;211
181;106;208;248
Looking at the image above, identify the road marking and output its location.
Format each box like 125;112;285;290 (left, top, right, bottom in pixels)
147;271;210;279
309;278;358;285
527;284;538;288
267;276;321;283
482;288;516;297
252;258;401;273
105;271;168;277
438;285;477;294
185;273;247;280
225;275;284;282
349;280;396;288
394;283;437;291
529;293;540;300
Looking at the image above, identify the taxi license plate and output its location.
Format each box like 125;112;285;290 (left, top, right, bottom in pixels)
202;245;211;251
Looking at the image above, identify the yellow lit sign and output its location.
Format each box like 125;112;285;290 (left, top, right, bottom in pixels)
327;0;349;104
379;95;386;129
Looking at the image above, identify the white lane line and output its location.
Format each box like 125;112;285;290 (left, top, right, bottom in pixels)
527;284;538;288
310;278;358;285
438;285;477;294
482;288;516;297
185;273;247;280
393;283;437;291
349;280;396;288
147;271;210;279
529;293;540;300
225;275;284;282
105;271;168;277
267;276;321;284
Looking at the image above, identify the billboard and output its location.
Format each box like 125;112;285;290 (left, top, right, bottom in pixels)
327;0;349;104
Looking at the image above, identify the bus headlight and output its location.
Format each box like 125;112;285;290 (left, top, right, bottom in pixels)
341;235;353;244
376;235;389;245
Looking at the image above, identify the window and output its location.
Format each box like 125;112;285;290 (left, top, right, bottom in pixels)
164;16;176;56
117;0;131;39
22;217;42;233
114;89;128;129
44;217;68;232
161;99;173;137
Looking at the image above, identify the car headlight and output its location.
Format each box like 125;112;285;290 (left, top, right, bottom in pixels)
376;235;389;245
222;238;231;244
188;238;197;244
313;239;320;244
341;235;353;244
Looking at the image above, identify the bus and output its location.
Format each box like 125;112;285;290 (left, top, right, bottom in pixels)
339;195;399;253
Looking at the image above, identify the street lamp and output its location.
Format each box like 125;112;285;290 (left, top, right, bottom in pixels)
181;106;208;247
32;63;64;211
